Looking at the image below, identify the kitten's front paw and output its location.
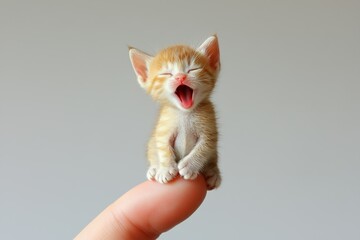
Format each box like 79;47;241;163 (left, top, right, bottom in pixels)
155;164;178;184
146;166;157;180
178;160;200;180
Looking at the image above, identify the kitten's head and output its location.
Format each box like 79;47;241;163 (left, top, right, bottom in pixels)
129;35;220;111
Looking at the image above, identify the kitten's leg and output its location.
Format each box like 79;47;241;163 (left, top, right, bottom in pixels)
154;137;178;183
202;158;222;190
146;136;158;180
178;138;214;180
179;146;221;190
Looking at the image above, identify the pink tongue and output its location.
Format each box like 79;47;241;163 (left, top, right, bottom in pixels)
177;85;193;109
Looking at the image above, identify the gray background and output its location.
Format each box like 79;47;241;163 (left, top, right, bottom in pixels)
1;0;359;239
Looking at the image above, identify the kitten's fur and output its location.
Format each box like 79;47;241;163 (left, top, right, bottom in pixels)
129;35;221;190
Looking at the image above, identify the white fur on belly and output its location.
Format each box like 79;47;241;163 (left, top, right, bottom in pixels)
174;114;197;160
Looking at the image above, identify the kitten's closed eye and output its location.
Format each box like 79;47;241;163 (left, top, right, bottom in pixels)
187;68;202;73
159;72;173;77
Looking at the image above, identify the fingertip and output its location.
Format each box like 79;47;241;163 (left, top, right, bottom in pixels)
113;176;207;238
155;175;207;231
75;176;207;240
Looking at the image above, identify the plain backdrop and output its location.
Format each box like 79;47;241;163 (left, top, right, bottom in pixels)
1;0;359;239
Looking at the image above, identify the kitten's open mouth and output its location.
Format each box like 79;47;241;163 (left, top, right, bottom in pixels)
175;85;193;109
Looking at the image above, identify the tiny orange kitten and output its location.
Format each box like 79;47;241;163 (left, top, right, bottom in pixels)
129;35;221;190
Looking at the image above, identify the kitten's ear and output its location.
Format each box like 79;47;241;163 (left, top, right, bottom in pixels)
197;35;220;71
129;47;153;88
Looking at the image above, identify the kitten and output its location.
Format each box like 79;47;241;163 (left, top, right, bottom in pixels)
129;35;221;190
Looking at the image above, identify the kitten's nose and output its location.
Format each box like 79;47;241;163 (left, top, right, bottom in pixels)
175;73;187;83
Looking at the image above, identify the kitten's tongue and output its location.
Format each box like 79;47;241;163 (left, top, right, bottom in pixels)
175;85;193;109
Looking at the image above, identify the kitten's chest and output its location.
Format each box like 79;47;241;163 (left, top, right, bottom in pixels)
174;114;198;160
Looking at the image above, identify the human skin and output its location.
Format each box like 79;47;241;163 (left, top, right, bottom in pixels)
75;176;207;240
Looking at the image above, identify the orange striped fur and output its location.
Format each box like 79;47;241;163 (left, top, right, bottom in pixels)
129;35;221;190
